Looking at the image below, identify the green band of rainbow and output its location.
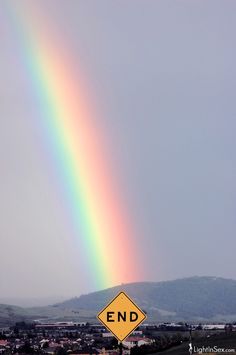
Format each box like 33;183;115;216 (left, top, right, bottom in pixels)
5;1;141;289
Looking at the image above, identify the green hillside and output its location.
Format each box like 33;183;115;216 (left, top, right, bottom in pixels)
57;276;236;321
1;277;236;325
0;304;33;326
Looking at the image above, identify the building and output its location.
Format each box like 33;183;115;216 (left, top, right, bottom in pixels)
122;337;153;349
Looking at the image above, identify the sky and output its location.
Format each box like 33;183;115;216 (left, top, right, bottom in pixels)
0;0;236;300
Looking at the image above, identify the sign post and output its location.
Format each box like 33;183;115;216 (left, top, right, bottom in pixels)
119;341;123;355
97;291;147;343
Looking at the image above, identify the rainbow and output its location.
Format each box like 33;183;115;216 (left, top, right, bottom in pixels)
5;2;141;289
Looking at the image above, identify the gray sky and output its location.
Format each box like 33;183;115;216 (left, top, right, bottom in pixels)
0;0;236;299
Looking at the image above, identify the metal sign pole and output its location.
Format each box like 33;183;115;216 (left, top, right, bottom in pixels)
119;341;123;355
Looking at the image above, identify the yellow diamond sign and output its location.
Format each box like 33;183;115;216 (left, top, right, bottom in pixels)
97;291;147;342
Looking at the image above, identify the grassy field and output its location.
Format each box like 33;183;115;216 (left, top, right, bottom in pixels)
158;332;236;355
0;304;97;326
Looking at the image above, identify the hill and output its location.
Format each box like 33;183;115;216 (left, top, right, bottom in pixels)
56;276;236;322
1;276;236;325
0;303;95;326
0;304;34;326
